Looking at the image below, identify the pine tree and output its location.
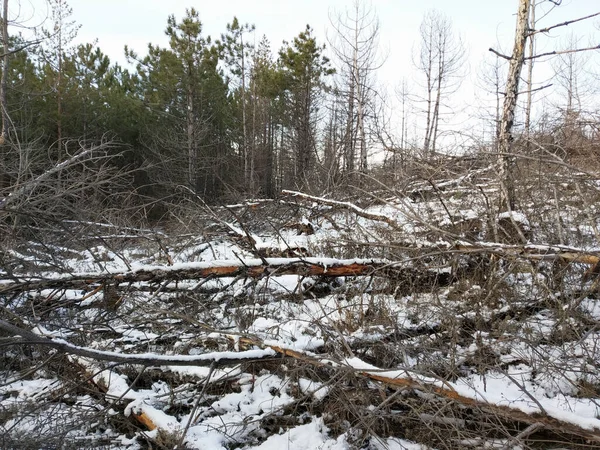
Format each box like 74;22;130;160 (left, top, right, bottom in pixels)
126;8;232;200
279;25;333;189
221;17;255;192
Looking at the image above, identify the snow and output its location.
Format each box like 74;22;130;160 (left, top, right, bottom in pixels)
498;210;530;227
250;418;348;450
5;186;600;449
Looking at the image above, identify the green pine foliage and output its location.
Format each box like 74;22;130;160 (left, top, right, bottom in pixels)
0;4;339;219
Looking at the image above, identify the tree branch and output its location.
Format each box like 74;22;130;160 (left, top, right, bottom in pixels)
0;39;43;58
529;11;600;37
526;44;600;60
0;319;276;367
488;48;511;60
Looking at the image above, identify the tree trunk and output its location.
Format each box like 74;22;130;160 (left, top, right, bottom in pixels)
524;2;536;140
186;78;195;190
498;0;531;211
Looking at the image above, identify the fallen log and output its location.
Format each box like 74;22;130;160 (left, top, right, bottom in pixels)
0;319;277;367
454;241;600;266
239;337;600;445
0;257;393;295
5;240;598;297
283;190;403;230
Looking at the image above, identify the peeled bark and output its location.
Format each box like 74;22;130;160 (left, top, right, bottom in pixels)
498;0;531;210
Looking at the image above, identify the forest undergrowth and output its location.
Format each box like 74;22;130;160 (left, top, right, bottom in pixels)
3;155;600;449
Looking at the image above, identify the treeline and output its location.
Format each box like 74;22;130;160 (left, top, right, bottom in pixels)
1;1;598;223
0;5;365;218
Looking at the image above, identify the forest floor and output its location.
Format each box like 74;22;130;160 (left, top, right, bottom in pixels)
3;161;600;449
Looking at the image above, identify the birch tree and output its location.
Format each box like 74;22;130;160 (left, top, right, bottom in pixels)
0;0;8;144
493;0;599;210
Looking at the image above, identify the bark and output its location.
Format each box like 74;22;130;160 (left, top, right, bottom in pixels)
241;33;250;191
498;0;531;210
0;258;390;295
524;2;536;137
57;32;62;160
186;74;195;189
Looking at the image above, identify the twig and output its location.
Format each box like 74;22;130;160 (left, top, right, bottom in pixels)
529;11;600;37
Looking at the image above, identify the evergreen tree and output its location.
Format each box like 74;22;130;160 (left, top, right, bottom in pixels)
221;17;255;192
279;25;333;189
126;8;232;201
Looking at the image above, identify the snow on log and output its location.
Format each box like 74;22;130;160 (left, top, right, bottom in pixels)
0;257;391;294
0;319;277;367
283;189;403;229
240;337;600;444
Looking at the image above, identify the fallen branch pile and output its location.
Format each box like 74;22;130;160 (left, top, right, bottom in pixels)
2;240;599;296
2;318;599;445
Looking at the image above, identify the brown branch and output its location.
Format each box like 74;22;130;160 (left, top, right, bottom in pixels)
529;11;600;37
526;44;600;60
0;39;43;58
488;48;512;60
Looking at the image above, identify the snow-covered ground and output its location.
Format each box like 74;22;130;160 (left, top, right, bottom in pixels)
3;184;600;449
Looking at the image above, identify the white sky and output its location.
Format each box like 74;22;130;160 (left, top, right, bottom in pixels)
11;0;600;150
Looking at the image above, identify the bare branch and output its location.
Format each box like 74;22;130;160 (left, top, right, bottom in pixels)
529;11;600;37
526;44;600;60
488;47;511;60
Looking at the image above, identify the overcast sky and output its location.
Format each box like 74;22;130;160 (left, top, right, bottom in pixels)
12;0;600;149
15;0;597;79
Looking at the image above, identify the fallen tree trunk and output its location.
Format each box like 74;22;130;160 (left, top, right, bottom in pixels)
3;240;598;297
454;241;600;266
0;257;391;295
0;319;277;367
240;337;600;444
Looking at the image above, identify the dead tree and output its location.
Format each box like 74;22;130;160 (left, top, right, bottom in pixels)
415;10;465;156
328;0;383;178
492;1;600;211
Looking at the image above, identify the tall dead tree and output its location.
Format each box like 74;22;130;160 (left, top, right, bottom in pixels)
415;10;465;156
493;1;600;210
328;0;382;179
524;1;536;139
496;0;531;211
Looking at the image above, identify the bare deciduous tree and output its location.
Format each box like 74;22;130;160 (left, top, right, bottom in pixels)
415;10;466;156
328;0;383;179
494;0;600;210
